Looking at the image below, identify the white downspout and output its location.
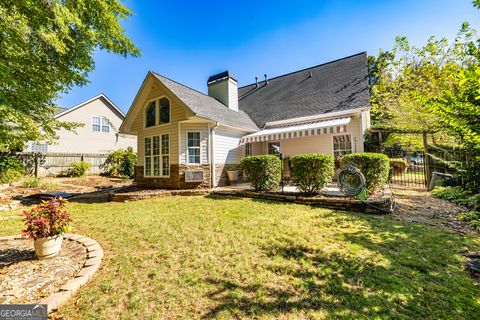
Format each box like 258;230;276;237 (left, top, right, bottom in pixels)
210;122;219;188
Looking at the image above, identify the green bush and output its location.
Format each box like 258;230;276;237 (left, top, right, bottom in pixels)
0;156;25;184
22;177;41;188
461;157;480;193
389;158;408;176
240;155;281;191
432;186;480;210
66;161;91;177
340;153;390;192
290;154;334;195
101;147;137;178
459;211;480;231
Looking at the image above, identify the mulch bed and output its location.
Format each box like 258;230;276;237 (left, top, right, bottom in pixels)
392;184;474;234
0;238;86;304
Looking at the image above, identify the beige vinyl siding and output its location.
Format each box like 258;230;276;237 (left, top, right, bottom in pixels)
345;115;362;153
133;82;190;165
214;126;244;164
180;123;209;164
42;97;136;153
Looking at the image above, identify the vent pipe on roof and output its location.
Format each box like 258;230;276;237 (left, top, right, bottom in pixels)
308;71;312;78
264;74;268;84
255;76;258;88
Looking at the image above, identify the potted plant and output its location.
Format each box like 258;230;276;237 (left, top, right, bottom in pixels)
21;197;72;259
226;164;241;185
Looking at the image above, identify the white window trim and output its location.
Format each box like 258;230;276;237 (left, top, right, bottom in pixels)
92;116;110;133
144;133;170;178
143;96;171;130
187;131;202;164
332;133;353;156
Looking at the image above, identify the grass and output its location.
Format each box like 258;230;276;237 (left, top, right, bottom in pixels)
1;196;479;319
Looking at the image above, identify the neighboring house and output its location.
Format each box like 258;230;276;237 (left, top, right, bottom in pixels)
28;94;136;154
120;52;370;188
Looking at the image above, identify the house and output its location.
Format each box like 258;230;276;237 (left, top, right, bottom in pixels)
28;94;136;154
119;52;370;188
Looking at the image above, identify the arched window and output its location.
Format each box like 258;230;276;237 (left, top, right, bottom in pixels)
145;101;156;127
159;98;170;124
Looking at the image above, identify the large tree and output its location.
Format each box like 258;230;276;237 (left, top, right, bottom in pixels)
0;0;140;151
369;23;479;149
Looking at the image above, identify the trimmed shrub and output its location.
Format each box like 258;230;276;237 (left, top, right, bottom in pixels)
389;158;408;176
101;147;137;178
240;155;281;191
66;161;91;177
340;153;390;192
290;154;334;195
0;156;25;184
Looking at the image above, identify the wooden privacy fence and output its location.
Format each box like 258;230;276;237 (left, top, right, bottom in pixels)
12;152;109;177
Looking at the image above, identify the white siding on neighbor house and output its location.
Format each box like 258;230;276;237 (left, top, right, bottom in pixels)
30;97;136;153
179;123;209;164
214;126;244;164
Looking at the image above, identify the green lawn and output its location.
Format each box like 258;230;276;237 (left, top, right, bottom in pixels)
1;196;479;319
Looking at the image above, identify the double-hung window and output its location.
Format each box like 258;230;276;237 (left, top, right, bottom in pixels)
333;134;352;158
187;132;201;164
93;116;109;132
144;134;169;177
92;117;101;132
31;143;48;153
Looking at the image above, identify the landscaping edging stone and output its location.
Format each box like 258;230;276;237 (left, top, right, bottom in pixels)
211;186;393;214
108;188;211;202
108;185;393;214
0;234;104;313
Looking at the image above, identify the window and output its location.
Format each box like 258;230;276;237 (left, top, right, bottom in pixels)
333;134;352;158
145;101;156;127
268;142;281;155
31;143;48;153
159;98;170;124
93;116;109;132
245;143;252;157
187;132;201;164
101;117;110;132
92;117;101;132
161;134;169;176
144;137;152;176
144;134;169;177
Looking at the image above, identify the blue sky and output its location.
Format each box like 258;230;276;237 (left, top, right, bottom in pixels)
56;0;480;113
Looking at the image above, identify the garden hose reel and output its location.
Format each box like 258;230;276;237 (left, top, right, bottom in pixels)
338;163;369;200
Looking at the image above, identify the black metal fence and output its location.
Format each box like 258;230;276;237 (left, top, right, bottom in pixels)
383;148;427;187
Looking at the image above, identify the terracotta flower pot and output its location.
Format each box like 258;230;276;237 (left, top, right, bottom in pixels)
34;234;63;259
227;170;239;184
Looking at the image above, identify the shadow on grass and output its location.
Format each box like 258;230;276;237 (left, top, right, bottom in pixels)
202;214;479;319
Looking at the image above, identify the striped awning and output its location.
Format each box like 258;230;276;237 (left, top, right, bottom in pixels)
240;117;351;145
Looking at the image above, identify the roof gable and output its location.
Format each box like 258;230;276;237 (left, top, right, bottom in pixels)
238;52;370;127
55;94;125;120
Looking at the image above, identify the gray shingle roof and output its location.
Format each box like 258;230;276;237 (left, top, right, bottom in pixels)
152;72;259;131
238;52;369;127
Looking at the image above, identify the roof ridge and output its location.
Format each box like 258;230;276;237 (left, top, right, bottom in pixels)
151;71;215;100
238;51;367;89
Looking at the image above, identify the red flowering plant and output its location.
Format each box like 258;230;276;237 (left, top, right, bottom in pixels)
21;197;72;240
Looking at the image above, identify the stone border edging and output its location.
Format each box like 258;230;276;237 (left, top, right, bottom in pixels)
211;185;393;214
108;188;210;202
0;234;103;313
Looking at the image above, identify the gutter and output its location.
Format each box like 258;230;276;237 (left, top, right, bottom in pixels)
210;122;219;188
